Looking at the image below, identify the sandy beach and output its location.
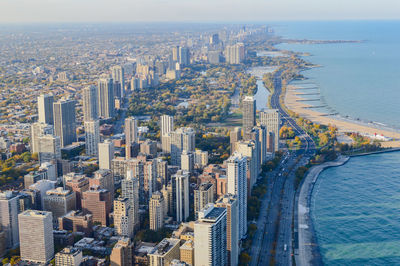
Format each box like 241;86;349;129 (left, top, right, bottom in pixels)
284;85;400;148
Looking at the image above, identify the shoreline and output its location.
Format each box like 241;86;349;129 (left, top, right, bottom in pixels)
295;156;350;266
284;84;400;148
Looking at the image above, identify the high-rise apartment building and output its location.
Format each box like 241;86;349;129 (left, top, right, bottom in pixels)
121;170;140;230
225;43;245;64
161;115;174;153
230;127;242;153
242;96;256;131
227;152;247;239
55;247;83;266
172;170;190;222
38;94;54;125
82;85;98;122
148;238;180;266
90;169;114;200
215;194;239;266
43;187;76;221
98;77;115;118
0;191;20;249
38;134;61;163
84;120;100;156
125;117;138;158
194;182;214;219
179;47;190;66
260;109;280;152
65;175;89;210
18;210;54;264
149;191;165;231
110;238;134;266
30;122;54;154
180;150;194;173
53;98;77;147
170;127;195;166
98;140;114;170
194;205;227;266
235;140;258;191
82;186;112;226
114;198;134;238
111;65;125;99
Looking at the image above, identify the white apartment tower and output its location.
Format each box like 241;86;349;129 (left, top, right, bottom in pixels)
172;170;190;222
18;210;54;264
227;152;248;239
38;94;54;125
98;140;114;170
84;120;100;156
82;85;98;122
194;205;227;266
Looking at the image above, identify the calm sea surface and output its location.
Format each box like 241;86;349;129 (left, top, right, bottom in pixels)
273;21;400;265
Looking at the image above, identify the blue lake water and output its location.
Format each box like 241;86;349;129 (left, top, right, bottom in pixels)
275;21;400;129
312;152;400;265
273;21;400;265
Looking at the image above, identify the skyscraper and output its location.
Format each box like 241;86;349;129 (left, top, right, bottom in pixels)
170;127;195;166
181;150;194;173
230;127;242;154
172;170;190;222
225;43;245;64
194;182;214;219
18;210;54;264
194;205;227;266
98;140;114;170
30;122;54;154
53;98;77;147
242;96;256;131
121;170;140;230
125;117;138;158
160;115;174;153
111;65;125;99
215;194;239;266
113;197;134;238
43;187;76;221
38;94;54;125
260;109;281;152
0;191;20;249
227;152;247;239
82;186;112;226
82;85;98;122
179;47;190;66
110;238;134;266
97;77;115;119
38;134;61;163
84;120;100;156
149;191;165;231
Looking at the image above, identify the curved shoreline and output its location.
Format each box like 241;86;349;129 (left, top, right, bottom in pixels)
294;156;350;266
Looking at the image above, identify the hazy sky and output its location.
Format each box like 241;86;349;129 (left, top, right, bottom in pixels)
1;0;400;23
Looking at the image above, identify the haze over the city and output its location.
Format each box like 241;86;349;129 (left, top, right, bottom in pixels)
1;0;400;23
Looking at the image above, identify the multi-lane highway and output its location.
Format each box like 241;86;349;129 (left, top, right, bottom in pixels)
250;69;316;265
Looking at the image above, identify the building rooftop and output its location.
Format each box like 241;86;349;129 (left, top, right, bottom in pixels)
20;210;52;218
149;238;180;256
